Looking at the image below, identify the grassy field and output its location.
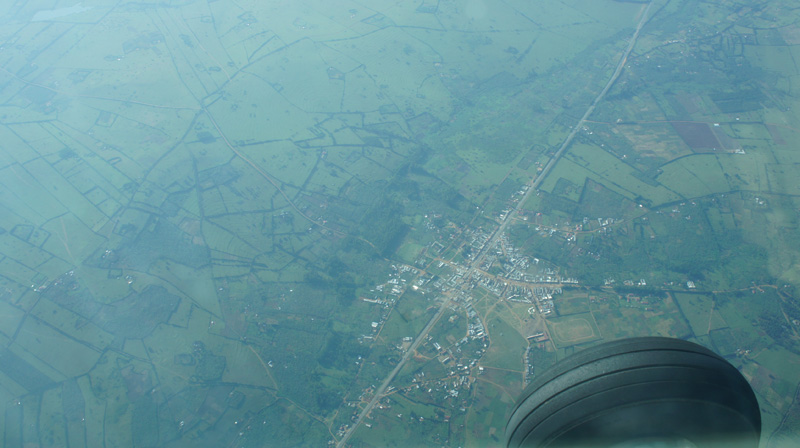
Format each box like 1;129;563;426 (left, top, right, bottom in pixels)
555;292;592;316
546;313;602;348
465;373;519;447
672;292;725;337
481;314;527;372
565;143;681;206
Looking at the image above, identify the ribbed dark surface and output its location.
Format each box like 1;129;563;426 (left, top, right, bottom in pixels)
505;337;761;448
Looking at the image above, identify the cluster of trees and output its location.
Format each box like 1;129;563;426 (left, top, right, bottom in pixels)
303;253;364;306
360;197;409;257
304;270;357;307
318;332;370;372
263;328;330;414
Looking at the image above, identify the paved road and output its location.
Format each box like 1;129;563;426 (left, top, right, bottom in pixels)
470;2;652;272
335;4;652;446
336;296;451;448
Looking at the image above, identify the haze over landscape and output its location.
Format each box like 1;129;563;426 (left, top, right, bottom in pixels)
0;0;799;447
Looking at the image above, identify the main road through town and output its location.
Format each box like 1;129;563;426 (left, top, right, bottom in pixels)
468;1;653;273
335;295;452;448
335;3;652;446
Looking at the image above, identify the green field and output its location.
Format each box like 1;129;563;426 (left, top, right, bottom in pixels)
547;313;602;348
672;293;727;337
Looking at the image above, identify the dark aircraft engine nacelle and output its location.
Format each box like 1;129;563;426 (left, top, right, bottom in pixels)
505;337;761;448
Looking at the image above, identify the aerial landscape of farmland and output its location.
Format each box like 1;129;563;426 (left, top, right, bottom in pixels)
0;0;799;446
